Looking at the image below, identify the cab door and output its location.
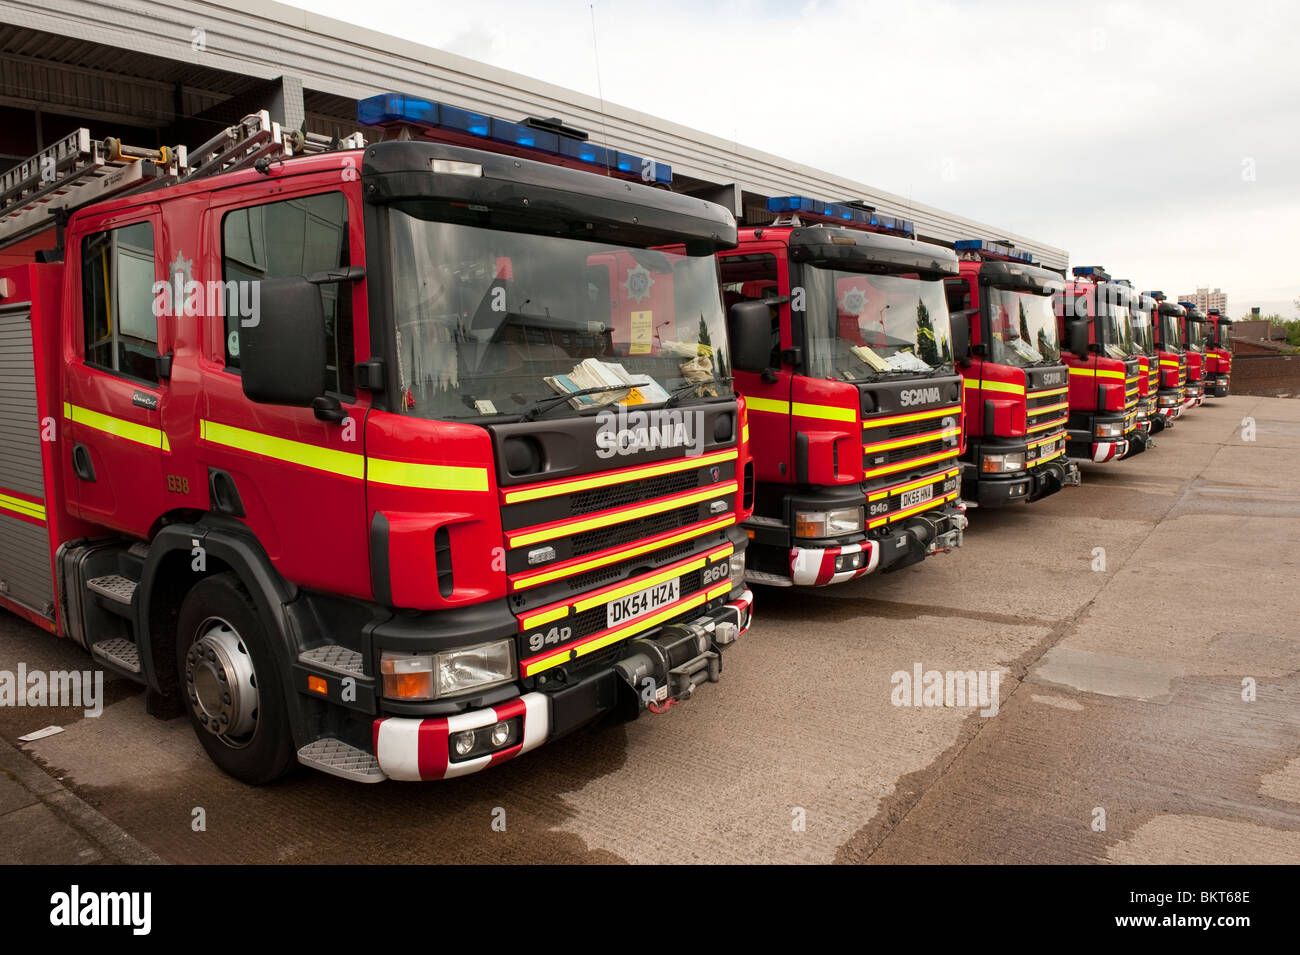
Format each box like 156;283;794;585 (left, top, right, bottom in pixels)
718;246;793;482
197;182;373;599
64;209;168;535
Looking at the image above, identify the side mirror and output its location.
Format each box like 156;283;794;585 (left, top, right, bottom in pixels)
727;300;774;374
240;276;328;407
948;311;970;362
1067;321;1090;358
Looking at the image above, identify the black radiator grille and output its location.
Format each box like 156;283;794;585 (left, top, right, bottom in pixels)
873;437;949;466
569;470;701;516
565;539;697;592
570;504;702;557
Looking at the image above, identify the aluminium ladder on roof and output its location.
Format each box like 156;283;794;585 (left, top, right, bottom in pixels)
0;110;366;251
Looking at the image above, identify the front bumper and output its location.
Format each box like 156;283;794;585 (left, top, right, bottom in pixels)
1091;438;1129;462
965;458;1079;507
875;502;966;573
1120;425;1153;458
1208;377;1230;397
790;540;879;586
1155;402;1182;424
372;589;753;781
787;502;966;584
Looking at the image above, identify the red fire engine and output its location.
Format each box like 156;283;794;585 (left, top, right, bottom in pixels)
943;240;1079;506
1131;291;1171;434
1202;308;1232;397
0;92;754;784
718;197;966;587
1144;292;1189;422
1175;301;1209;409
1056;267;1143;463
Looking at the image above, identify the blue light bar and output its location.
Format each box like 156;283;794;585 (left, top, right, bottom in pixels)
1072;265;1111;281
357;92;439;126
767;196;915;235
954;239;1033;263
357;92;672;185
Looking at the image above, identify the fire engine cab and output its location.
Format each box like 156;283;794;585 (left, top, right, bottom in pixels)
1203;308;1232;397
0;92;753;784
1056;267;1143;463
719;197;966;587
1177;301;1209;409
943;239;1079;506
1131;290;1170;434
1144;291;1188;423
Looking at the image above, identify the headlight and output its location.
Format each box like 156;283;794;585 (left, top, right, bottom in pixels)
795;506;863;538
729;551;746;587
380;640;515;700
1095;420;1125;438
1158;395;1178;407
981;452;1026;473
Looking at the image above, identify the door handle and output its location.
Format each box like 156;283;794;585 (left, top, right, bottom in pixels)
72;443;96;482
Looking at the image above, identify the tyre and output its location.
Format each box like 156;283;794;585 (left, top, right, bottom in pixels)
175;572;295;784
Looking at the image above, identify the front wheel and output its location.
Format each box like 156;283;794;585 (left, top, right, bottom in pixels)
175;573;295;784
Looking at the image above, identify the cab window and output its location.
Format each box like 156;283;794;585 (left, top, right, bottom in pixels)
719;252;782;368
221;192;354;397
81;222;158;383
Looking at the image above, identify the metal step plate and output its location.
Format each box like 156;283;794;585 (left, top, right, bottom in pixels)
744;569;793;587
297;738;385;783
86;574;137;605
93;637;141;673
298;645;364;677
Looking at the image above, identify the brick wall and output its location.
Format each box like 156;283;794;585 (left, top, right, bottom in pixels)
1230;355;1300;397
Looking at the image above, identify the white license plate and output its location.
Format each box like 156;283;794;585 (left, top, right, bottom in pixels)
900;484;934;509
607;578;680;628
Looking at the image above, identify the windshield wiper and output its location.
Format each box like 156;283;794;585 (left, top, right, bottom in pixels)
518;382;651;422
660;376;734;408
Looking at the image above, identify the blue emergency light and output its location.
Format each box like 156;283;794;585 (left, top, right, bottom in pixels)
1072;265;1111;281
954;239;1034;264
357;92;673;185
767;196;915;235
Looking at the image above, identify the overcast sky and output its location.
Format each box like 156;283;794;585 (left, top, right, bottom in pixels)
287;0;1299;318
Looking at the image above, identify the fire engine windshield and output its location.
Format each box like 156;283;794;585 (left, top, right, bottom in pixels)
802;267;954;381
1159;312;1182;350
1185;320;1205;351
1131;309;1155;355
387;210;731;420
984;287;1061;366
1101;304;1136;360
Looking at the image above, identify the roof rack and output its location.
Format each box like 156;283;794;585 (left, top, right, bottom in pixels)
0;110;365;250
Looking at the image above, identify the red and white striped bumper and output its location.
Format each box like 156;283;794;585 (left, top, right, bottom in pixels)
370;588;753;781
373;693;549;781
1092;439;1128;463
789;540;879;586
